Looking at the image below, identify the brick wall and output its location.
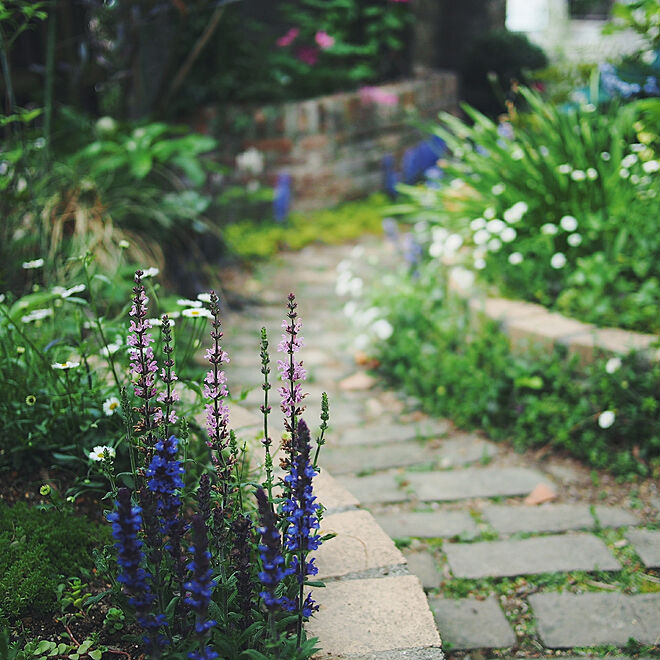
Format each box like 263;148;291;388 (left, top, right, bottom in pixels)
193;71;458;211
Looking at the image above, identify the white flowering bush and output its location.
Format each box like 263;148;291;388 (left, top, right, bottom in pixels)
397;87;660;332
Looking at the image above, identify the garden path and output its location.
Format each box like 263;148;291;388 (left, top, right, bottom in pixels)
217;237;660;659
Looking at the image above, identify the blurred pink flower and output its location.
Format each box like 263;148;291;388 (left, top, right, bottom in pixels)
297;46;319;66
277;27;300;47
359;86;398;107
315;31;335;49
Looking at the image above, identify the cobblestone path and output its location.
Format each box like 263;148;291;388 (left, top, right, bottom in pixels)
218;238;660;659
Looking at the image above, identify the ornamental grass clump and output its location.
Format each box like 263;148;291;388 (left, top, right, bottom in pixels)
106;273;328;658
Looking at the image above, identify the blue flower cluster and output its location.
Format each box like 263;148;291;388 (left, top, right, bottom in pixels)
255;487;294;611
146;435;185;534
282;419;322;616
600;63;641;99
185;514;217;659
107;488;165;640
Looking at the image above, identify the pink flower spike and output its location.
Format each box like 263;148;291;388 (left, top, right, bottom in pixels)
276;27;299;47
315;31;335;50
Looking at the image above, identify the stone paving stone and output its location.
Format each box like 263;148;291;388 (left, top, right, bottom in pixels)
530;592;660;647
334;420;450;446
482;504;638;535
402;551;441;590
305;575;442;657
315;510;405;579
405;466;547;502
428;596;516;650
432;435;498;468
444;533;621;578
626;529;660;568
321;441;437;474
373;510;478;539
332;648;446;659
314;470;360;513
336;473;409;504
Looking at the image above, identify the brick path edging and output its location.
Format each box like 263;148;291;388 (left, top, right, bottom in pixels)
448;273;660;364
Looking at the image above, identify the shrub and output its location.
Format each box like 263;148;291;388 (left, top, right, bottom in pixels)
460;30;548;116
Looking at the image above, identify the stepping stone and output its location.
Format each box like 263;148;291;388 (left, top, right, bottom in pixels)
402;551;441;590
305;575;442;657
405;466;547;502
320;441;437;474
444;533;621;578
335;420;450;447
432;435;498;468
626;529;660;567
315;510;405;579
374;510;478;539
483;504;638;535
337;473;409;505
314;470;359;513
530;592;660;646
428;596;515;649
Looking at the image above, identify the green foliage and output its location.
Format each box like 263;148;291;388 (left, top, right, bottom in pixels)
365;260;660;477
461;30;548;116
223;194;387;260
398;87;660;333
0;502;109;620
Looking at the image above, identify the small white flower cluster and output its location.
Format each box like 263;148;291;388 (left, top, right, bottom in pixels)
88;445;116;462
336;260;364;297
51;284;86;298
22;258;45;269
236;147;264;176
21;308;53;323
429;228;463;261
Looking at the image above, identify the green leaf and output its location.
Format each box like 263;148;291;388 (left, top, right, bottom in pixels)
130;152;153;179
89;650;103;660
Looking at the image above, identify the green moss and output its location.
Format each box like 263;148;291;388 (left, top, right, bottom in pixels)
224;194;386;260
0;502;110;619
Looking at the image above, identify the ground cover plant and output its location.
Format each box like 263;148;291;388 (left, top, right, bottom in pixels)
3;267;330;658
338;252;660;478
393;87;660;333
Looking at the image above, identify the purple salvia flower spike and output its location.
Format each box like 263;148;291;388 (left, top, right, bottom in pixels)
156;314;179;439
128;271;160;456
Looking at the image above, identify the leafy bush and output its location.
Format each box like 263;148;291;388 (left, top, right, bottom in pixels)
0;502;109;619
343;257;660;477
461;30;548;116
396;87;660;332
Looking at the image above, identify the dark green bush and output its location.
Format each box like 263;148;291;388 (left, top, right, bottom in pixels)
461;29;548;116
0;502;110;619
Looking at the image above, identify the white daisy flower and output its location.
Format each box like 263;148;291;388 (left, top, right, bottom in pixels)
600;152;611;161
586;168;598;180
473;229;490;246
642;160;659;174
119;239;130;249
598;410;615;429
470;218;486;231
181;308;213;319
103;396;121;416
22;258;45;269
483;207;496;220
491;183;505;196
177;298;202;308
372;319;394;340
605;357;622;374
486;219;505;234
557;164;572;174
560;215;578;232
89;445;116;462
487;238;502;252
474;257;487;270
570;170;586;181
141;267;159;278
541;223;558;235
621;154;638;169
511;147;524;160
197;293;212;303
619;168;630;179
500;227;517;243
567;233;583;247
21;308;53;323
51;360;80;370
503;201;528;223
508;252;523;265
550;253;567;269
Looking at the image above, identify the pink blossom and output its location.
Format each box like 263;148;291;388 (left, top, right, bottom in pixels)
315;31;335;50
360;86;398;107
297;46;319;66
276;27;299;47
